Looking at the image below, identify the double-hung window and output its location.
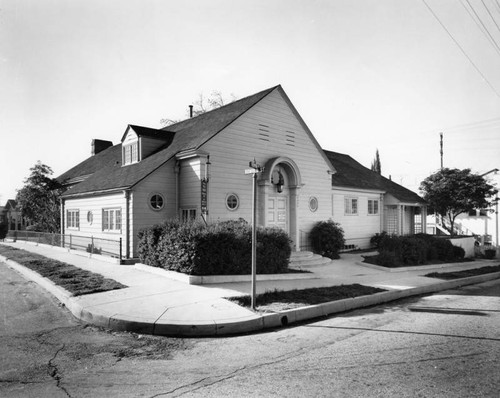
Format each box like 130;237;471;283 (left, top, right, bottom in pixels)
67;209;80;229
102;208;122;232
368;199;379;215
123;142;139;165
344;198;358;215
181;208;196;222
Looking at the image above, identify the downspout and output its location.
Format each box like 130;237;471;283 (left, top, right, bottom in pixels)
60;198;65;248
175;161;181;218
124;189;131;259
380;193;384;233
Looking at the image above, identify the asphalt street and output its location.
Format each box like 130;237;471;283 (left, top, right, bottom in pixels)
1;260;499;397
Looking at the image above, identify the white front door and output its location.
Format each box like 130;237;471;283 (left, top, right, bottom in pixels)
267;197;288;232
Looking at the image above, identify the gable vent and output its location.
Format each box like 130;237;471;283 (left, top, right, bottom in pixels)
258;123;270;142
285;130;296;147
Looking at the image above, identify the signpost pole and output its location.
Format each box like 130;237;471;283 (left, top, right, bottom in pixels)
251;170;257;310
245;159;263;310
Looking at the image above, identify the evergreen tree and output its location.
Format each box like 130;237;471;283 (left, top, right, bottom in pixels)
16;161;63;232
371;149;381;174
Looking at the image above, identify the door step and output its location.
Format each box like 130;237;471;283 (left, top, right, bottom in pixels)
289;251;332;268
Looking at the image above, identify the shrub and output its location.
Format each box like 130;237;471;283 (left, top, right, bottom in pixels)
374;251;398;268
137;219;291;275
0;222;8;240
371;233;467;267
310;220;345;259
452;245;465;261
484;249;496;259
370;231;388;249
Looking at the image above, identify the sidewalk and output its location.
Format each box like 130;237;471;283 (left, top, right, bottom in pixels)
1;240;500;337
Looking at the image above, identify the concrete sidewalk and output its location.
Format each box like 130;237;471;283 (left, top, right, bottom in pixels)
1;240;500;336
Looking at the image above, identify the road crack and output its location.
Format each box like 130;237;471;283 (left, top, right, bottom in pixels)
47;343;71;397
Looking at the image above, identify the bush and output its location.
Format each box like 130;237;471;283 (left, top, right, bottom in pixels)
0;222;8;240
310;220;345;259
370;231;388;249
138;219;291;275
370;233;467;267
484;249;496;259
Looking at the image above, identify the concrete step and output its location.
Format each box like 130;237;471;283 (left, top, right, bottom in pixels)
289;251;332;268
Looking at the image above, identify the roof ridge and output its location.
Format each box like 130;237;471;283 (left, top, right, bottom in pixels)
163;85;280;131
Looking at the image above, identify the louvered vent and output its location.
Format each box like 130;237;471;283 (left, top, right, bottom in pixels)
258;124;270;142
285;130;296;146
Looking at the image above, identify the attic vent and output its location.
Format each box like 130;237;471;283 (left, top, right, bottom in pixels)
258;124;270;142
285;130;296;147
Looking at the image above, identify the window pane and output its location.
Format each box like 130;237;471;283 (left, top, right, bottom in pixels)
116;210;121;230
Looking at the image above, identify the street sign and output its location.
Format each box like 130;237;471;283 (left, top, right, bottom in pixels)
245;168;259;175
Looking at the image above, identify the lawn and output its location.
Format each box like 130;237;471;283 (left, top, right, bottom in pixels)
425;264;500;280
0;245;126;296
228;284;386;312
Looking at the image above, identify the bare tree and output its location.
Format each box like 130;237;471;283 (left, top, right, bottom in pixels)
160;91;237;127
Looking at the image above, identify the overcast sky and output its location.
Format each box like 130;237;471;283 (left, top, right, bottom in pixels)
1;0;500;203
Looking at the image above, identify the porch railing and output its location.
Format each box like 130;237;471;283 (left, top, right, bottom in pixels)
5;230;122;260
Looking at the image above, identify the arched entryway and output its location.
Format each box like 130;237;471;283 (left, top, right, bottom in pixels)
259;157;302;250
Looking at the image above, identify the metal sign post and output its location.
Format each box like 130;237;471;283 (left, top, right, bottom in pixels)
245;159;263;310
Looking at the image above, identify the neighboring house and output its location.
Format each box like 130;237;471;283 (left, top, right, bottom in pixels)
324;151;427;248
58;85;426;259
2;199;26;231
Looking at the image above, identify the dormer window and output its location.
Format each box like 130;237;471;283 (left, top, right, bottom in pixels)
123;142;139;165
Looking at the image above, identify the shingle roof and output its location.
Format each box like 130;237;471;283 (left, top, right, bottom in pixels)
122;125;175;141
60;85;279;197
324;150;425;204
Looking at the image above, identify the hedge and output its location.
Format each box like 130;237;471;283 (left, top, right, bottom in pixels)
369;233;465;267
137;219;292;275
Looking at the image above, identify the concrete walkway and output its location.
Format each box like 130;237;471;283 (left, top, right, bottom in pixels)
1;240;499;336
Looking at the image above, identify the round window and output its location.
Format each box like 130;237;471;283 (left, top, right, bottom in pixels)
87;211;93;224
309;197;318;212
149;194;165;210
226;193;239;211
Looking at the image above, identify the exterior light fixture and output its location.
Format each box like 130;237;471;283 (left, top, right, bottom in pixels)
272;169;285;193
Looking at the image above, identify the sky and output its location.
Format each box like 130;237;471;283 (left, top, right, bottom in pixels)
1;0;500;203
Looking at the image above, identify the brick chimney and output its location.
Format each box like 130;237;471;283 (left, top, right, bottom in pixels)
91;139;113;156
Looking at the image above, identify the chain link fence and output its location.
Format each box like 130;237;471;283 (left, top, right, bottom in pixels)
6;230;122;260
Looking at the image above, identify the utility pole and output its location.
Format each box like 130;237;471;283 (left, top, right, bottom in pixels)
440;132;443;170
245;159;263;310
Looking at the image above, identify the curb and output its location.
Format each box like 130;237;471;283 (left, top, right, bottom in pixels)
2;253;500;337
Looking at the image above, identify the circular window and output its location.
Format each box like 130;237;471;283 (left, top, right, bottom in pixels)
309;197;318;212
226;193;239;211
87;211;93;224
149;193;165;210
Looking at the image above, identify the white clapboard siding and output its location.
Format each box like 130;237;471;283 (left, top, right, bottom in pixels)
131;160;177;256
63;193;126;249
179;158;203;209
330;189;383;249
201;88;333;230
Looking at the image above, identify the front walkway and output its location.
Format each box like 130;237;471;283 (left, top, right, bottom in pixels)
1;241;499;336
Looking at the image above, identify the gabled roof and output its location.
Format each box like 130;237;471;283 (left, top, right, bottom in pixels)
5;199;17;210
57;144;122;186
121;125;175;142
60;85;279;197
324;150;425;204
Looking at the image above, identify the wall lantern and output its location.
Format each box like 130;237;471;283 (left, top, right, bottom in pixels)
272;169;285;193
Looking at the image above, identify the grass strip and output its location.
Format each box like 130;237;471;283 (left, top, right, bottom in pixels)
228;284;386;311
0;245;126;296
425;264;500;280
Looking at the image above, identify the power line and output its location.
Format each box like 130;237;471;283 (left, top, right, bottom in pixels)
465;0;500;55
421;0;500;98
461;0;500;57
482;0;500;35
